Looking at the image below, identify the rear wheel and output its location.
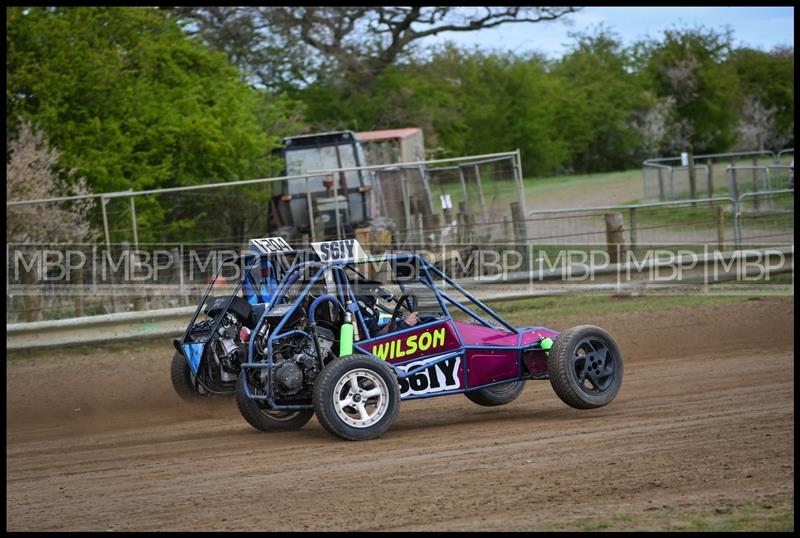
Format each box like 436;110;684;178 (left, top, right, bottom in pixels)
548;325;623;409
313;355;400;441
236;375;314;432
465;381;525;406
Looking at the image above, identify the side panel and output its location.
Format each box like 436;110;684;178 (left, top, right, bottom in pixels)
181;343;204;375
466;348;520;388
354;320;465;400
520;327;560;377
394;354;465;399
360;320;461;364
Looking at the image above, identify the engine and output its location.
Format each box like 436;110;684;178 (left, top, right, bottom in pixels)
270;325;336;399
210;312;245;382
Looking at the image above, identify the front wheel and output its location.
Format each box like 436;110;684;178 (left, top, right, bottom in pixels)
170;351;203;402
548;325;623;409
465;381;525;407
313;355;401;441
236;376;314;432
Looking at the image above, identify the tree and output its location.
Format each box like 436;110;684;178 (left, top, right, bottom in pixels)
730;47;794;151
551;27;649;172
636;27;742;154
736;95;777;151
172;7;579;90
7;7;302;244
630;94;674;158
6;120;96;244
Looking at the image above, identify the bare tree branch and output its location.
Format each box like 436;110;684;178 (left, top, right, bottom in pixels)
170;6;579;88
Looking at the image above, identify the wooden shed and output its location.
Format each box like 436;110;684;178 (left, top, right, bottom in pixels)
355;128;425;165
355;127;434;230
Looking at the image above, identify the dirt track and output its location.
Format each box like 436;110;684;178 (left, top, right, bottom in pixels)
6;298;794;531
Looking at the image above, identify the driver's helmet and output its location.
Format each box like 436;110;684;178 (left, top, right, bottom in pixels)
351;278;390;333
351;278;382;317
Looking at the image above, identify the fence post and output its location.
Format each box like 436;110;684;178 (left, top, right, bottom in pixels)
657;167;665;201
628;207;637;251
457;166;469;211
100;195;117;313
513;148;529;222
101;195;111;254
333;174;342;240
715;205;725;252
305;177;316;243
669;168;675;199
510;202;529;271
764;168;774;209
688;152;697;205
73;261;84;317
21;257;43;322
728;163;739;201
604;212;625;264
473;164;489;225
751;156;760;210
129;190;139;252
400;174;412;243
128;192;146;312
177;245;187;306
707;159;714;198
457;201;470;245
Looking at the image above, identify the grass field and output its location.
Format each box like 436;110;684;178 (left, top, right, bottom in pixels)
431;153;793;215
494;288;793;326
432;167;645;213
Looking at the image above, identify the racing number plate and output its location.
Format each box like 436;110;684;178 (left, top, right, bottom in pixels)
311;239;367;262
249;236;294;254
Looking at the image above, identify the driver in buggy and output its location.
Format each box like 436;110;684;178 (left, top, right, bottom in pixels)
351;278;419;338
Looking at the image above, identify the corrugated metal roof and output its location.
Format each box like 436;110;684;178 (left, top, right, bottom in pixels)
355;128;420;142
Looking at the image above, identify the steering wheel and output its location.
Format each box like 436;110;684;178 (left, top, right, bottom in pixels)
386;294;416;334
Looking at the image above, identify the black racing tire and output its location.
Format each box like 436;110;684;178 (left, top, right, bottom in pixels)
313;355;401;441
464;380;526;407
170;351;203;402
548;325;623;410
235;375;314;432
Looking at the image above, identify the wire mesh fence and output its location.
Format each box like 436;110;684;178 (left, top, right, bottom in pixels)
737;190;794;245
642;150;793;201
6;152;528;321
7;149;794;323
524;198;739;249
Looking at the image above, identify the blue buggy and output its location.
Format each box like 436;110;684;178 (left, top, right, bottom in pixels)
170;237;299;400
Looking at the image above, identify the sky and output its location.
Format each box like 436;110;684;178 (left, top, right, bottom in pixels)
421;7;794;57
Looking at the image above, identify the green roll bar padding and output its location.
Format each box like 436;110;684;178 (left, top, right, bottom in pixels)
339;319;354;356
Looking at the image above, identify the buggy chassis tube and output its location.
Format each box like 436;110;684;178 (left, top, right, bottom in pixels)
307;294;346;325
240;263;327;410
177;253;261;349
428;264;518;334
175;253;262;392
240;329;315;408
307;293;346;384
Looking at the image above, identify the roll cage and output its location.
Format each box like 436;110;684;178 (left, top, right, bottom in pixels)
177;249;296;349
